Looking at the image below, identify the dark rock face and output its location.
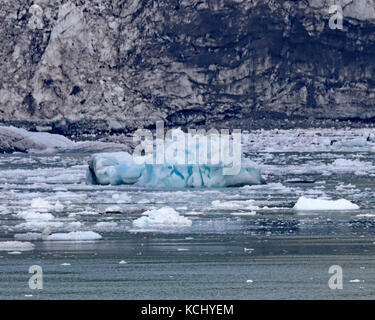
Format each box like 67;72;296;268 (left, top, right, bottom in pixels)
0;0;374;134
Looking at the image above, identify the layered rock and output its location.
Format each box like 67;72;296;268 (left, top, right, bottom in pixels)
0;0;374;134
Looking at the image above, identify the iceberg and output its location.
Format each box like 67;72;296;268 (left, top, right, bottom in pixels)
87;152;264;187
0;125;130;154
293;196;360;211
87;128;265;188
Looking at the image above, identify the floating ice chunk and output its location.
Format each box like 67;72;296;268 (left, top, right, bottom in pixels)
17;210;54;221
293;196;359;211
0;126;74;153
0;241;35;251
331;159;373;172
112;193;131;203
246;280;254;283
94;222;118;231
349;279;361;283
356;214;375;218
317;137;331;146
65;221;83;231
185;211;202;215
30;198;54;212
87;150;264;188
14;221;64;232
212;199;259;210
61;263;71;266
46;231;102;241
0;126;129;154
54;201;64;212
119;260;127;264
342;138;367;147
104;205;122;214
87;152;143;185
17;198;61;221
133;207;192;229
14;233;43;241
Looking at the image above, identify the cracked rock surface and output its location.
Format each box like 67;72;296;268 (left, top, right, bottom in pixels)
0;0;374;135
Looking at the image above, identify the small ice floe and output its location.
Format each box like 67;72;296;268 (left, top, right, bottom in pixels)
184;211;202;216
246;280;253;283
349;279;362;283
119;260;127;264
0;241;35;251
65;221;83;231
14;232;43;241
94;222;118;231
293;196;359;211
8;251;22;255
317;137;332;146
16;198;64;222
14;221;64;233
133;207;192;229
60;263;71;266
211;200;259;210
18;209;55;221
176;206;188;210
24;294;33;297
244;248;254;253
46;231;102;241
342;138;367;148
54;201;64;212
356;214;375;218
104;205;122;214
112;193;131;204
30;198;54;212
331;159;372;172
177;248;189;251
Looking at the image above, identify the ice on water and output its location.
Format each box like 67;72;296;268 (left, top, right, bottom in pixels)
132;207;192;229
87;129;264;188
293;196;360;211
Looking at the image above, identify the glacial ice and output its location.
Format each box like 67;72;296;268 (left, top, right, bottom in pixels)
0;125;129;154
211;199;259;210
15;231;102;241
0;241;35;251
87;136;264;188
46;231;102;241
133;207;192;229
293;196;360;211
16;198;62;222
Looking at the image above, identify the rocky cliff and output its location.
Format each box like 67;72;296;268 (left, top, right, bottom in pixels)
0;0;374;135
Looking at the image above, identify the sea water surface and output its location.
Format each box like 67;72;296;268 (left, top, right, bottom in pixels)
0;129;374;299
